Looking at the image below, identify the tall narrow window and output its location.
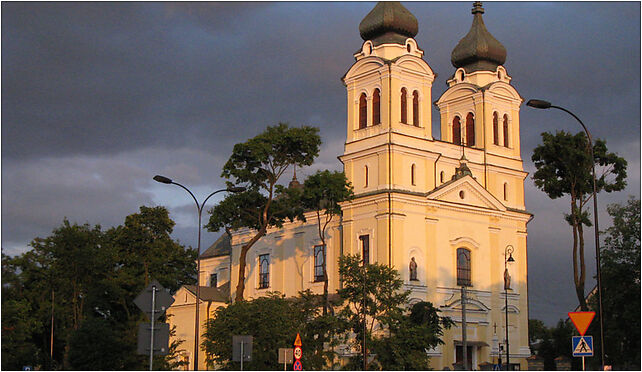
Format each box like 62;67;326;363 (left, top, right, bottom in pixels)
440;171;444;183
364;165;369;188
412;91;419;126
411;164;416;186
259;254;269;289
503;114;509;147
456;248;471;287
493;112;499;145
503;182;508;201
465;113;475;147
373;89;381;125
210;273;218;288
314;245;325;282
359;93;367;129
359;235;370;265
452;116;461;145
400;88;408;124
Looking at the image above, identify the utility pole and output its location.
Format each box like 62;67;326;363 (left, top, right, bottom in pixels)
461;286;467;370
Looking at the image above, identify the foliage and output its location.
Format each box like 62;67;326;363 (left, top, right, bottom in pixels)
202;291;345;370
298;170;354;314
206;123;321;301
587;198;640;370
532;130;627;310
529;318;578;370
1;206;197;370
337;254;452;370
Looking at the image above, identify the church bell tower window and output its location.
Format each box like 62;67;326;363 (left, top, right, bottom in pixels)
452;116;462;145
401;88;408;124
373;89;381;125
465;113;475;147
503;114;510;147
359;93;367;129
412;91;419;126
493;112;499;145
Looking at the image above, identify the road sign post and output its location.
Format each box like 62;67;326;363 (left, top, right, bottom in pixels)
232;335;253;371
293;333;302;371
134;280;174;370
278;348;293;371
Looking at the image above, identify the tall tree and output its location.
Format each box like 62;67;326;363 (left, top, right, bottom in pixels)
337;254;452;369
588;198;640;370
298;170;354;315
532;130;627;310
206;123;321;301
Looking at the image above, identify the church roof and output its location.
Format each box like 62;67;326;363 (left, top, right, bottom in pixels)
200;233;231;259
184;281;230;303
359;2;418;46
451;2;507;73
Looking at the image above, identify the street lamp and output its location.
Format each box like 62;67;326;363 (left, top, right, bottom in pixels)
153;175;245;370
526;99;605;369
503;245;515;371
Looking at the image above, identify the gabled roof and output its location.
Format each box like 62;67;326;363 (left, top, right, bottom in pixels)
427;174;507;212
200;233;231;259
184;281;230;303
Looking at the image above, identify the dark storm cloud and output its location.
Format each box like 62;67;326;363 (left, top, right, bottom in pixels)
2;2;639;325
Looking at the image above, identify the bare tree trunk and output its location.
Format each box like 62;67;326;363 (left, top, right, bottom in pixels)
234;229;265;302
577;214;588;311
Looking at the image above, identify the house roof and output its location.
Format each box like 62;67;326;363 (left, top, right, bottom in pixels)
200;233;231;259
184;281;230;303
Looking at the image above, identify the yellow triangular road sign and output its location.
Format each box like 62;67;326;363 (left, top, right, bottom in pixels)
568;311;595;336
294;333;302;347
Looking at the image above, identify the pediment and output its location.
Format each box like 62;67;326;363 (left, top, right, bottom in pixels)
428;175;506;211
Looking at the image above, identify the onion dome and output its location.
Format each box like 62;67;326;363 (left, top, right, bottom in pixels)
451;2;507;73
359;2;418;46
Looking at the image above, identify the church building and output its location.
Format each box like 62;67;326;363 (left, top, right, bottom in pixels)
168;2;532;370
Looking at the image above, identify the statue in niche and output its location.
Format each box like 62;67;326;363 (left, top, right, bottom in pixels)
504;268;511;290
409;257;418;281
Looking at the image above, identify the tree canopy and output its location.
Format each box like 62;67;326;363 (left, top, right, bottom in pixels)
532;130;627;310
206;123;321;301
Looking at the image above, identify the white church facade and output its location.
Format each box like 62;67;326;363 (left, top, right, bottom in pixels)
168;2;532;370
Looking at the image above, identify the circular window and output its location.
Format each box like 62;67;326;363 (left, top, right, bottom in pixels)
459;190;465;199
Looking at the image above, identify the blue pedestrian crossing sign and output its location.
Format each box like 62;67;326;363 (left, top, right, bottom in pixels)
572;336;593;357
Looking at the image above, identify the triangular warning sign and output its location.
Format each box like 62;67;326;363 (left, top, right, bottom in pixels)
568;311;595;336
294;333;302;347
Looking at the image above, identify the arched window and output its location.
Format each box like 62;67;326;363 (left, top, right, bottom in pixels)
503;114;509;147
314;245;325;282
412;91;419;127
456;248;471;287
411;164;416;186
259;254;270;289
364;165;369;188
401;88;408;124
465;113;475;147
493;112;499;145
440;171;445;183
359;93;367;129
503;182;508;201
452;116;461;145
373;89;381;125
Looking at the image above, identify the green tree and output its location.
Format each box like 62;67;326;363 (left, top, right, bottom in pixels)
532;131;627;310
202;291;342;370
588;198;640;370
337;254;451;370
299;170;354;315
206;123;321;301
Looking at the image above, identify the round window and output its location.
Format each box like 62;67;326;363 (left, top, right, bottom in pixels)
459;190;465;199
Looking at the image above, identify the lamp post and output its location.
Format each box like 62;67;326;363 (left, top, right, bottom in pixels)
504;245;515;371
526;99;605;370
153;175;245;370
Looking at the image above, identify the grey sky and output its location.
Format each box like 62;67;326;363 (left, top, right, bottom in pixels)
2;2;640;326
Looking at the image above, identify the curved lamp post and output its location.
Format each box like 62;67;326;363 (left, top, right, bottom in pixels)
153;175;245;370
525;99;605;370
504;245;515;370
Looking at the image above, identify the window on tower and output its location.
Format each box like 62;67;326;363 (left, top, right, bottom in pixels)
373;89;381;125
466;113;475;147
412;90;419;127
452;116;462;145
401;88;408;124
456;248;471;287
411;164;416;186
259;254;270;289
503;114;510;147
493;112;499;145
314;245;325;282
359;93;367;129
